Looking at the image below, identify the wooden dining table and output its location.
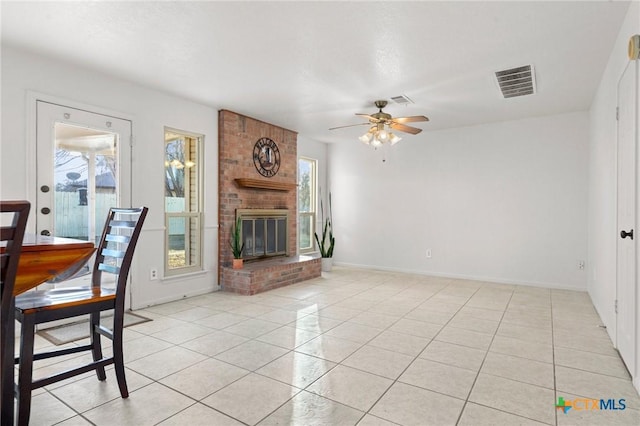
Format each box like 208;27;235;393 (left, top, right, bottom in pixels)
1;234;95;426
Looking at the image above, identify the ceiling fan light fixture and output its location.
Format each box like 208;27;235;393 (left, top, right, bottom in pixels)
332;100;428;147
360;125;402;147
359;133;372;144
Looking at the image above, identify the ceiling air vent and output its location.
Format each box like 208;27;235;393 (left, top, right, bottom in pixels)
390;95;414;105
495;65;536;98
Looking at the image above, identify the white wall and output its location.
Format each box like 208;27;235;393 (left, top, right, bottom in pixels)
329;112;589;289
588;2;640;390
1;46;219;309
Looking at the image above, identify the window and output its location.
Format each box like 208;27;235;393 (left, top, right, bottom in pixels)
298;157;316;253
164;128;203;275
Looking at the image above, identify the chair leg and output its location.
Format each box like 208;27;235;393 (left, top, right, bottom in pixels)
112;311;128;398
17;314;35;426
1;297;16;426
89;312;106;381
0;333;13;426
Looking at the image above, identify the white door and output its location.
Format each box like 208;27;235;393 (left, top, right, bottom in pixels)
616;59;638;377
36;101;132;290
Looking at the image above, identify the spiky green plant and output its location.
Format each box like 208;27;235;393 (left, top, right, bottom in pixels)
314;192;335;258
229;216;244;259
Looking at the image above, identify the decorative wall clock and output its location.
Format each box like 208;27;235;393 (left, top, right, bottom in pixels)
253;137;280;177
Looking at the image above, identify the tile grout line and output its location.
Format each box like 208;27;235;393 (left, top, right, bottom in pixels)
453;285;515;426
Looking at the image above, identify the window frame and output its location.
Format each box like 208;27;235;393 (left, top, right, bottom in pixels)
298;157;317;254
164;127;204;277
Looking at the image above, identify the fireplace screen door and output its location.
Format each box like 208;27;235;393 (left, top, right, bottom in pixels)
238;209;287;259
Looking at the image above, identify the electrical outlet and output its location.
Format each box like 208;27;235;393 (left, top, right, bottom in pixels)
578;261;585;270
426;249;432;259
150;268;158;280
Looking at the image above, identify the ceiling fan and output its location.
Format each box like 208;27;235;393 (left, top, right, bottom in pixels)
329;100;429;146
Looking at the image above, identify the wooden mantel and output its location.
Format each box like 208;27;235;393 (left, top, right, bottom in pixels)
234;178;297;192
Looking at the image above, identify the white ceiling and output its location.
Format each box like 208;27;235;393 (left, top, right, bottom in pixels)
1;1;631;144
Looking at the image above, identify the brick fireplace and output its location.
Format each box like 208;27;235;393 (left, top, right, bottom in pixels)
218;110;320;295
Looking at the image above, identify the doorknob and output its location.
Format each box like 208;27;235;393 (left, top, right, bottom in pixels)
620;229;634;240
40;230;51;236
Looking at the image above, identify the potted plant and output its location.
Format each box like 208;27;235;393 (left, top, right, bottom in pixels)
230;216;244;269
314;192;335;272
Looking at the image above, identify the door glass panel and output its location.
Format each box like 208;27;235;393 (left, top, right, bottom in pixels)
54;123;117;245
36;101;130;309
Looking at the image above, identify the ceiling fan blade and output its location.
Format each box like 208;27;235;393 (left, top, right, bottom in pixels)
355;113;378;121
389;122;423;135
328;122;371;131
392;115;429;123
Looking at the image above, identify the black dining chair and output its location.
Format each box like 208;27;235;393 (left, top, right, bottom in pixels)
13;207;147;425
1;201;30;426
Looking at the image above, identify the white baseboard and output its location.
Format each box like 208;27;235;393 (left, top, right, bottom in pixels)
333;261;587;292
131;285;220;310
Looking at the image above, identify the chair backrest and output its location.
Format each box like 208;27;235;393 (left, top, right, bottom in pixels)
92;207;148;306
1;200;30;314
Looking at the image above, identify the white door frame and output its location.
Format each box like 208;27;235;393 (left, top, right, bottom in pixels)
26;92;137;309
635;54;640;393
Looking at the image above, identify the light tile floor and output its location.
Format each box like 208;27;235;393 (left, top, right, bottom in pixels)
15;268;640;425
